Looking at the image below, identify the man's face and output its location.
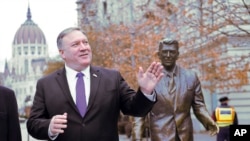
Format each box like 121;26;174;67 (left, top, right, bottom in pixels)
158;44;179;70
59;30;92;71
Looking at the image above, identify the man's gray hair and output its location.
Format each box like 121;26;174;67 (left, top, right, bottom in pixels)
56;27;86;49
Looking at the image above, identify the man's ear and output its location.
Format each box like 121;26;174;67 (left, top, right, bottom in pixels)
156;51;160;57
176;51;180;59
59;49;65;59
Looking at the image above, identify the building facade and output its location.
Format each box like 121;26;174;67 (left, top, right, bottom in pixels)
3;6;49;115
75;0;250;130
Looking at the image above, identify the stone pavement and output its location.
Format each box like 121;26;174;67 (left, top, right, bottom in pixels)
21;122;216;141
119;132;216;141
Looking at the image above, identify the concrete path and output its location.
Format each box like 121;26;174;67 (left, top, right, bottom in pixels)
21;122;216;141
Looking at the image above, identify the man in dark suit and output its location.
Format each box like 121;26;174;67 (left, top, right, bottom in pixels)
26;27;163;141
0;85;22;141
131;38;219;141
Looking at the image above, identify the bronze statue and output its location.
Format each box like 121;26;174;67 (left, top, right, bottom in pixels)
131;38;219;141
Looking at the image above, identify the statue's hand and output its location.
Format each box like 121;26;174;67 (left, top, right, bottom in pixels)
208;123;219;136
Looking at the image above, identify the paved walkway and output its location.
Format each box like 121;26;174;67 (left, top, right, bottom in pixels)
119;132;216;141
21;122;216;141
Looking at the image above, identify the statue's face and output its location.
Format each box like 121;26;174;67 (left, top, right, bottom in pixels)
158;44;179;70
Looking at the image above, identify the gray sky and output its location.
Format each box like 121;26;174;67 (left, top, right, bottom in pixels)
0;0;77;71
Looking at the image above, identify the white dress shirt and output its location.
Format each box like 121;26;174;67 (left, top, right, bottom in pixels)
65;65;91;105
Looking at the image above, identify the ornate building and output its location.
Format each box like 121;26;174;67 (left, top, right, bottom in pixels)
3;6;48;115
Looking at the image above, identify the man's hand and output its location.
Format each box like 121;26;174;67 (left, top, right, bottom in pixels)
137;62;164;94
49;113;68;136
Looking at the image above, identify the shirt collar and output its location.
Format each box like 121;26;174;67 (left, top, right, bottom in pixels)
65;65;90;78
164;65;177;77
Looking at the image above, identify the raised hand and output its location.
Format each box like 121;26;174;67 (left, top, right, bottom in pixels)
137;62;164;94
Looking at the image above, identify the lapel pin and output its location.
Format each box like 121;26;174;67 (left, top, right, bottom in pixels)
93;74;97;77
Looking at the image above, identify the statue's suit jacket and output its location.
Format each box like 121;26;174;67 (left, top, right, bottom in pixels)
0;86;22;141
27;66;155;141
148;65;216;141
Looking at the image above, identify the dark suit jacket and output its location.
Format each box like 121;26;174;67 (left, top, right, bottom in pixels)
0;86;22;141
27;66;155;141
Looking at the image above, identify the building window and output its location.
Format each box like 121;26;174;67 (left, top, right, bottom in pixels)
24;88;27;95
30;86;33;94
24;46;28;55
38;46;41;55
25;59;28;74
18;47;22;55
103;0;107;15
31;46;35;55
13;48;15;57
44;47;46;55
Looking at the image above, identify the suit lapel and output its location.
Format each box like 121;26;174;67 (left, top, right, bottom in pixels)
55;68;80;114
86;66;101;113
